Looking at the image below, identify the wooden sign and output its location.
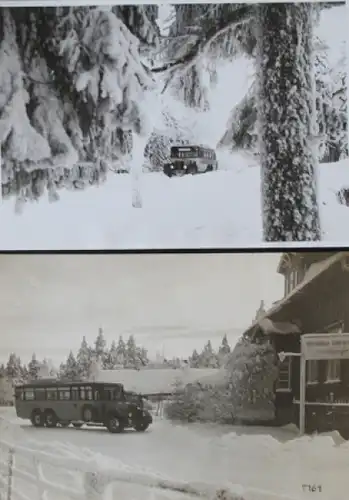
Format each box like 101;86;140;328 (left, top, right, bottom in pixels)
301;333;349;361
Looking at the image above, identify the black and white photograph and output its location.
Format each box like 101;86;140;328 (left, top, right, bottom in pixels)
0;2;348;249
1;251;349;500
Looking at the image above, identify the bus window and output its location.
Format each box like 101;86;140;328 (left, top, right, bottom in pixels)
24;390;35;401
35;388;46;401
71;387;79;400
47;389;57;401
58;388;71;401
113;386;122;400
80;386;93;401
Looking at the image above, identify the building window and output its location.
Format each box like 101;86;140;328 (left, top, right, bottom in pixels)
307;360;319;385
276;357;292;392
326;360;341;383
325;321;343;384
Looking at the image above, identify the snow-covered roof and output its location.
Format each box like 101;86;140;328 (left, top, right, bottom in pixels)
246;252;348;337
193;368;229;387
94;368;220;395
258;318;301;336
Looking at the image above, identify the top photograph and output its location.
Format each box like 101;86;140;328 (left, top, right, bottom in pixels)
0;2;347;250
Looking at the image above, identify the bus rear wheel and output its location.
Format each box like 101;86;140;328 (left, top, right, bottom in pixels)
44;410;58;428
31;410;44;428
106;415;124;434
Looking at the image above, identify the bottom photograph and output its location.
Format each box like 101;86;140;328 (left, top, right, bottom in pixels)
0;251;348;500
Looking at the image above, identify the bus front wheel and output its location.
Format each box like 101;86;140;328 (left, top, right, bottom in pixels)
44;410;58;428
31;409;44;428
134;421;149;432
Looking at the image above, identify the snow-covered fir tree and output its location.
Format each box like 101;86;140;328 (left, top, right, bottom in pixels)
76;336;93;379
116;336;127;367
200;340;219;368
189;349;200;368
61;351;80;381
225;336;278;422
0;6;159;207
218;334;231;366
165;4;210;110
125;335;141;369
27;353;40;380
94;327;107;365
6;353;22;380
103;340;118;369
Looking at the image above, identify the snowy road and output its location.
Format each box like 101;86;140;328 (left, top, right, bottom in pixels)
1;156;348;249
1;408;349;500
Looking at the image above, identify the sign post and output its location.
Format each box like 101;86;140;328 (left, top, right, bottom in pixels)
299;333;349;435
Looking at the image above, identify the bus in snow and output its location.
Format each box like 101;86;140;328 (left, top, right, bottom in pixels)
163;145;218;177
14;379;153;434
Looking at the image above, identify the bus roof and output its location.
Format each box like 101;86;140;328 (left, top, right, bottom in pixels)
171;145;214;151
16;380;124;389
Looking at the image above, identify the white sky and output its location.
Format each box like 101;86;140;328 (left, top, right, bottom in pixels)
0;253;283;366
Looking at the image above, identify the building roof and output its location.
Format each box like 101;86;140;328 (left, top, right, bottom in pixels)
94;368;221;395
244;252;348;338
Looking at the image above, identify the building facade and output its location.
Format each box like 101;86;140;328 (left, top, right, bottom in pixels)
243;251;349;437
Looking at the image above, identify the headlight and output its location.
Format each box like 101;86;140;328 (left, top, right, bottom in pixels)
128;412;132;418
170;165;174;169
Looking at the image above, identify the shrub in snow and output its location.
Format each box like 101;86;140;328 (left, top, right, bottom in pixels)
165;380;204;422
166;337;277;425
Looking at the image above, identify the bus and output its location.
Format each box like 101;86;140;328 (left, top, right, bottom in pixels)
14;379;153;434
163;145;218;177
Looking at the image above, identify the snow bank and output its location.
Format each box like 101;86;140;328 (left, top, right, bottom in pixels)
1;408;348;500
1;156;348;249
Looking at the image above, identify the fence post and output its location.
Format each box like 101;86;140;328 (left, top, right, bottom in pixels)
6;447;14;500
84;471;106;500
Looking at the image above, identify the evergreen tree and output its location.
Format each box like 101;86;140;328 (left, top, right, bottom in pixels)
76;336;93;379
27;353;40;380
0;363;6;377
94;327;107;364
103;340;121;369
189;349;200;368
199;340;219;368
225;336;278;421
1;6;159;207
116;336;127;367
6;353;22;380
125;335;139;369
218;334;231;357
62;351;80;381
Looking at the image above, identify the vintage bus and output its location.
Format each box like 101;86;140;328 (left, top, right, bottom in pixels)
14;379;153;434
163;145;218;177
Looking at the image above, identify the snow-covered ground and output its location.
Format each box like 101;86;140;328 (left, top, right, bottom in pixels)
1;156;348;249
1;407;348;500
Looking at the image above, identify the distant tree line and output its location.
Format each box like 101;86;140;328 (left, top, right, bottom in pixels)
188;335;231;368
0;329;233;383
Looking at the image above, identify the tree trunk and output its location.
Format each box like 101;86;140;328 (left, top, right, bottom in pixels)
257;3;321;241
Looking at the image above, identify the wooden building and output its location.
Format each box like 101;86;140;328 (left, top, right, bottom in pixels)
243;251;349;437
